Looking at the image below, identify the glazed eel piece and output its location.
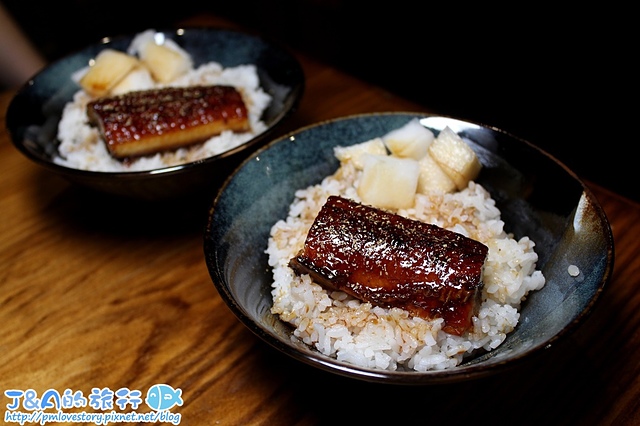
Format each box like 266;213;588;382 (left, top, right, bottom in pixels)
87;85;250;159
289;196;489;335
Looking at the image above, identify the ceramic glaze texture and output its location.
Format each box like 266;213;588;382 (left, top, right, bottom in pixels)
203;112;614;385
6;27;304;200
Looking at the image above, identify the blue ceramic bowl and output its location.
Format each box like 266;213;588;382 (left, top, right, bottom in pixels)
6;27;304;200
204;112;614;384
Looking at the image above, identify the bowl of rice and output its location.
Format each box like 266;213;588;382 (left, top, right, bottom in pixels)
6;27;304;200
203;112;614;384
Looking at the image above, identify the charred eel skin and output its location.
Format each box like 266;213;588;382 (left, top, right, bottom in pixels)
289;195;488;335
87;85;250;159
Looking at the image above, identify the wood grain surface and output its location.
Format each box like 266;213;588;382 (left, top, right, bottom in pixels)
1;13;639;426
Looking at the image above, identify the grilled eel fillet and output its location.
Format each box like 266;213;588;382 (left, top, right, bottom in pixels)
289;196;489;335
87;85;250;159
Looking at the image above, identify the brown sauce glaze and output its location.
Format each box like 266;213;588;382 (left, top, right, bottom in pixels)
289;195;488;335
87;85;250;159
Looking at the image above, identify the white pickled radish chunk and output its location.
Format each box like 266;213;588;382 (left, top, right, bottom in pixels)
382;118;435;160
428;126;482;190
357;154;419;210
110;66;155;95
78;49;140;97
417;152;457;194
334;137;388;169
139;42;193;83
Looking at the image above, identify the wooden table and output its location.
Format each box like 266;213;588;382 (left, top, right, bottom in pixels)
2;13;640;426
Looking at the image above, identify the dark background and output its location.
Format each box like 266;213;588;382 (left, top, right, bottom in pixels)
3;1;635;202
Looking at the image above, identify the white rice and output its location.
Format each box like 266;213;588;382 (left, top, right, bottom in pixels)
54;38;272;172
266;147;546;372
